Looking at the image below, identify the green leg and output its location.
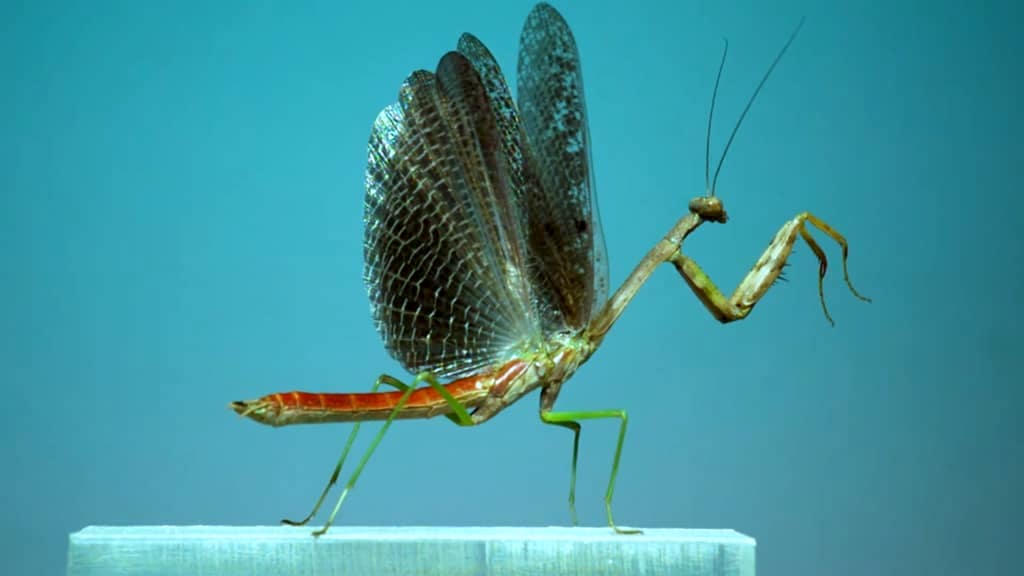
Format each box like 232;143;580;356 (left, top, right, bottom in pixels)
670;211;870;326
282;374;411;527
542;419;581;526
541;409;641;535
311;372;474;537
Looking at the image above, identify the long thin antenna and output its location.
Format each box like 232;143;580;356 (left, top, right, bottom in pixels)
706;39;729;196
710;17;806;196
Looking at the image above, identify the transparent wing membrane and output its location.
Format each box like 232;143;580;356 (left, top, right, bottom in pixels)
364;3;607;378
518;4;608;329
364;64;538;380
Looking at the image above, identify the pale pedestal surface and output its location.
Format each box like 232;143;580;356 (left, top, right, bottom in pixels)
67;526;756;576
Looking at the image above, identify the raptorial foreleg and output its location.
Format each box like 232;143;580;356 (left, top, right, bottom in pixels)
671;212;870;325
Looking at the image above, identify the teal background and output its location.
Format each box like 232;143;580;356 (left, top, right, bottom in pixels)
4;0;1020;574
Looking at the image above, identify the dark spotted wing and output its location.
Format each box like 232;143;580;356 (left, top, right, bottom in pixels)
516;3;609;330
454;33;571;334
364;53;542;379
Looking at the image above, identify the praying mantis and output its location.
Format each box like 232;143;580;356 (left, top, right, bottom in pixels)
231;2;869;536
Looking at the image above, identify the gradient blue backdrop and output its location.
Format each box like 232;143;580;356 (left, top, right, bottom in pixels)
4;1;1020;574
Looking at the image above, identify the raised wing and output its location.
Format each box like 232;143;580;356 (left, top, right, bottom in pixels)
364;53;541;380
364;4;605;378
516;3;608;330
454;33;569;335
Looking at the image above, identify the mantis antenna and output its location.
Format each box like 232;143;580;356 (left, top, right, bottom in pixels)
709;17;807;197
